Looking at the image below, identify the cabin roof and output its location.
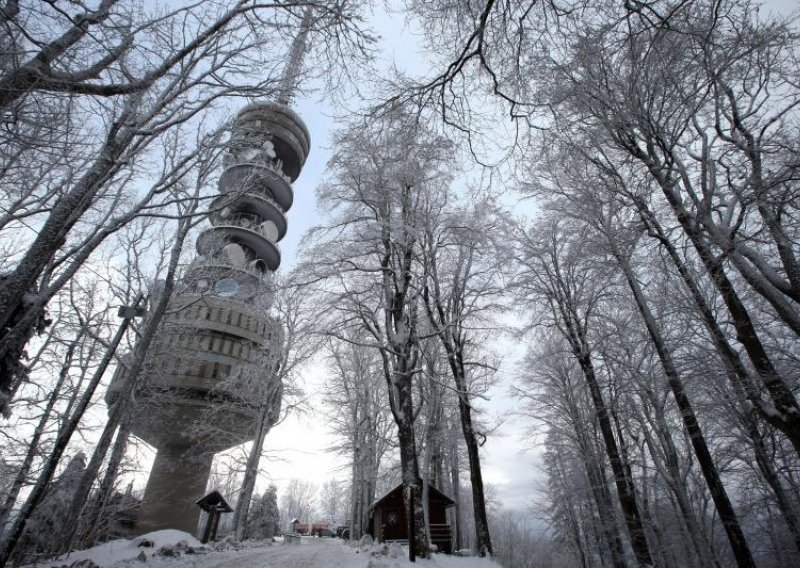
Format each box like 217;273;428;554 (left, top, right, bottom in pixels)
195;490;233;512
369;483;455;511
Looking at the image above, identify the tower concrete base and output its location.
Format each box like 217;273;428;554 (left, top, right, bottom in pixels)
136;445;214;536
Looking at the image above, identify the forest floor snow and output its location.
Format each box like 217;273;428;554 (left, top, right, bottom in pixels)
35;532;501;568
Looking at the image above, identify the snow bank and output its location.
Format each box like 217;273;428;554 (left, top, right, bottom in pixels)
364;546;500;568
359;540;499;568
132;530;202;551
422;554;500;567
35;530;203;567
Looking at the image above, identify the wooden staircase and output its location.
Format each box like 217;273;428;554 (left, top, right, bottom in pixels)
429;524;453;554
381;525;453;554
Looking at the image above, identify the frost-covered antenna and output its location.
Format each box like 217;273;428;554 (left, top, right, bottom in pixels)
276;8;313;106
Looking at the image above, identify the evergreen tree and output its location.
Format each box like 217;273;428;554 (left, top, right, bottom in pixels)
245;485;280;540
15;453;85;562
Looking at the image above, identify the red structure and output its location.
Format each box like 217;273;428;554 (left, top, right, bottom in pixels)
290;520;333;536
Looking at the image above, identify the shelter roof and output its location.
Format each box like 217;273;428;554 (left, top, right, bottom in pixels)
369;483;455;511
196;490;233;513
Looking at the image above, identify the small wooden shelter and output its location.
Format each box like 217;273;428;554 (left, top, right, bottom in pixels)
368;483;455;554
196;490;233;543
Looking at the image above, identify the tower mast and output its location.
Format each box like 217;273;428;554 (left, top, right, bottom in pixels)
107;10;314;536
277;8;313;106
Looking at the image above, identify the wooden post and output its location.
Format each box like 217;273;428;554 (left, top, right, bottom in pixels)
201;511;214;544
210;509;221;541
408;485;415;563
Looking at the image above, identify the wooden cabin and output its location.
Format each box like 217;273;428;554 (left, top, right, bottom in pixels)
368;483;455;554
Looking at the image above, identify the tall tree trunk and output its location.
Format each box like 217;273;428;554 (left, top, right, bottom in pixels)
349;400;363;541
612;246;756;568
449;348;493;556
550;454;591;568
422;278;493;556
365;430;379;538
449;425;462;552
231;383;281;539
81;417;131;547
570;339;653;567
349;441;361;540
639;393;720;568
519;226;652;565
395;378;428;559
569;394;628;568
420;360;441;548
628;149;800;455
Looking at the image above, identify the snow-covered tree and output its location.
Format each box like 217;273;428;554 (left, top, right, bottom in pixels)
419;193;509;556
230;275;323;539
299;106;472;556
12;452;86;563
246;485;280;540
322;331;393;539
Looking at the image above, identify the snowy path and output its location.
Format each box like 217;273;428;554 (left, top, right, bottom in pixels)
39;532;498;568
144;538;370;568
141;539;499;568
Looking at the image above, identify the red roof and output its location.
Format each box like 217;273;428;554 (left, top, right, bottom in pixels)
292;522;331;532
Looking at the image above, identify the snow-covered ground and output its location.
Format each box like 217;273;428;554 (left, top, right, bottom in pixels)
36;531;500;568
32;530;201;567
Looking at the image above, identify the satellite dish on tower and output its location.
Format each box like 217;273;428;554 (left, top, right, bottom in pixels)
260;220;279;242
223;243;246;267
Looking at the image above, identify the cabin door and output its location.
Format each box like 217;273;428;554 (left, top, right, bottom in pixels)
382;507;405;541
